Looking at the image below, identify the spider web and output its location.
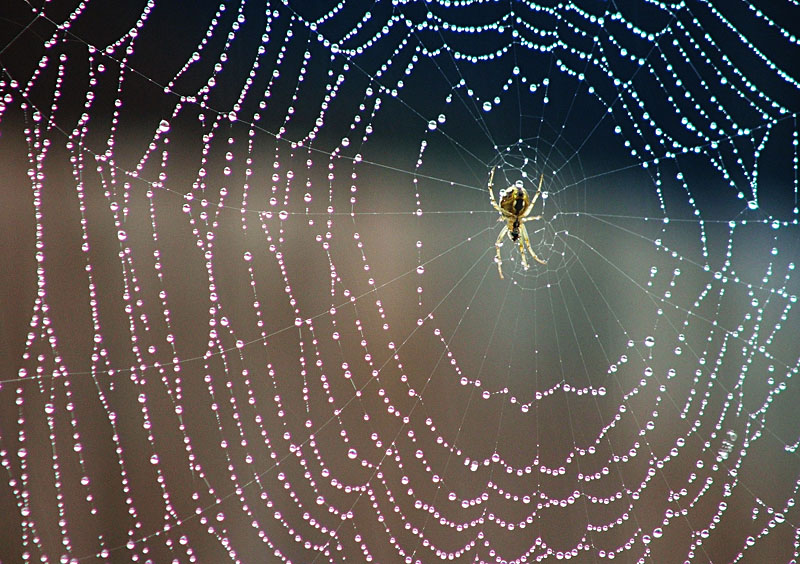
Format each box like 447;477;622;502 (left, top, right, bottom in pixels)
1;0;799;562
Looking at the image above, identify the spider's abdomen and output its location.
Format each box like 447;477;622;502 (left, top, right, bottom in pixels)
500;187;529;217
514;194;525;214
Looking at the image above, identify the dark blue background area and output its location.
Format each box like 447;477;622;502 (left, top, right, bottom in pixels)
2;1;799;563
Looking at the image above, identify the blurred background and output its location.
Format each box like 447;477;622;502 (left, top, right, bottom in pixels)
2;1;799;562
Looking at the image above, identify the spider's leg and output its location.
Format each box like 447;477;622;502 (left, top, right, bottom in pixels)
488;167;504;213
494;225;509;279
522;174;544;217
521;215;541;222
521;223;547;265
534;173;544;203
518;235;530;270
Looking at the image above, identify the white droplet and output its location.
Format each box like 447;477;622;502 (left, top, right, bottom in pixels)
347;448;357;459
149;454;159;464
158;120;170;133
117;230;127;241
644;336;655;347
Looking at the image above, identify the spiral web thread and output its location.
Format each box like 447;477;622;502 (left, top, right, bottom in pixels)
1;0;799;562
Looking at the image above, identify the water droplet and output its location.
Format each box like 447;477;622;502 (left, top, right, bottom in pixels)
243;251;252;261
645;336;655;347
482;101;492;111
117;230;127;241
304;193;312;203
416;265;425;274
158;120;170;133
347;448;357;459
150;454;159;464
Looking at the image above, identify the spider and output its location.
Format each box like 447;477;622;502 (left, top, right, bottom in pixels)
488;166;547;279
